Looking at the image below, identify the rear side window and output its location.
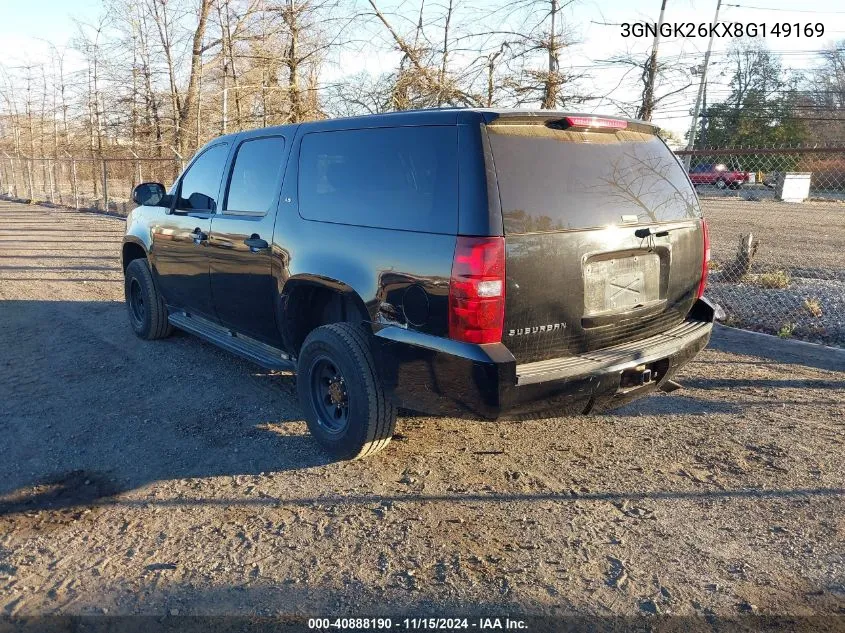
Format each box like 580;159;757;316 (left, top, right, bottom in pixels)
177;143;229;212
486;125;700;233
225;136;286;215
298;126;458;233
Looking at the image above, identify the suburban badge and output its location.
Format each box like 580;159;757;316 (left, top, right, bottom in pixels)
507;323;567;337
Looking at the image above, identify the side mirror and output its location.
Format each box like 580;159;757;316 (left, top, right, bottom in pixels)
186;191;215;212
132;182;167;207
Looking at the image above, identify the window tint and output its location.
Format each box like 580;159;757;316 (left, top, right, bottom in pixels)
177;143;229;211
225;137;286;214
486;126;700;233
298;126;458;233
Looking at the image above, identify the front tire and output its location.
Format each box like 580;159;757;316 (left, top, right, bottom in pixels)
297;323;397;460
124;258;172;340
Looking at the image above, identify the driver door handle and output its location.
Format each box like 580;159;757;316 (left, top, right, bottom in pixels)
244;234;269;252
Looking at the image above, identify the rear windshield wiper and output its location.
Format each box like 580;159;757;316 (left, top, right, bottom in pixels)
634;224;688;239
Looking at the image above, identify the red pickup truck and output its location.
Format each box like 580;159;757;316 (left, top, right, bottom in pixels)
688;163;750;189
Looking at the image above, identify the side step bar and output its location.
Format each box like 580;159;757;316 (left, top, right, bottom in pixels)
168;312;296;372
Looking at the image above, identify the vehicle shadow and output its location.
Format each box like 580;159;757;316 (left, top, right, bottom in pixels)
683;377;845;390
3;299;842;520
0;299;335;516
606;393;741;416
708;325;845;373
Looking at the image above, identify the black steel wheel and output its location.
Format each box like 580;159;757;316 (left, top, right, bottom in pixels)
124;258;172;340
297;323;397;460
309;355;350;434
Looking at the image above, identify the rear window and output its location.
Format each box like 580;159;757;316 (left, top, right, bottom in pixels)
486;125;700;234
298;126;458;233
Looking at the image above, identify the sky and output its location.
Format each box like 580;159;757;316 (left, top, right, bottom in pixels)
0;0;101;57
1;0;843;139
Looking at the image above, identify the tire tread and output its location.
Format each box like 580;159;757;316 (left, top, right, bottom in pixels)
300;323;396;459
125;258;172;340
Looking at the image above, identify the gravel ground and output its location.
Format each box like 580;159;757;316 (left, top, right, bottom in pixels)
701;195;845;276
701;196;845;347
1;201;844;626
708;277;845;346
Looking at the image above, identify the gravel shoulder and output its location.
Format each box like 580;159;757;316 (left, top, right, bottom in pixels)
1;201;844;621
702;196;845;347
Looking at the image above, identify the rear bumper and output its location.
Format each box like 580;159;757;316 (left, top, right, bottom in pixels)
374;298;716;418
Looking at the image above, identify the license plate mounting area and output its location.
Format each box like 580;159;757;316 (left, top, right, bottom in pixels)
584;253;661;316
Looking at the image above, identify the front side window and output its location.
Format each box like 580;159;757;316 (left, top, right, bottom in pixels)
225;137;286;214
298;126;458;233
176;143;229;212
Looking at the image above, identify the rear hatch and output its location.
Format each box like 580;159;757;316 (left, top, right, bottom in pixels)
485;115;705;364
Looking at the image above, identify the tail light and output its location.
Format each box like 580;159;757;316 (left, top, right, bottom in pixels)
448;236;505;344
696;218;710;299
563;116;628;130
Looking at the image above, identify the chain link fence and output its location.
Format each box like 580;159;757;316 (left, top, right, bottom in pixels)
678;146;845;349
0;154;182;215
1;145;843;349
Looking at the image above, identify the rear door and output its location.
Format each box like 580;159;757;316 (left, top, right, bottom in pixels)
485;117;705;364
208;135;288;345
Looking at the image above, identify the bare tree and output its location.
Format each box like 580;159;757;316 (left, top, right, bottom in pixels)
804;40;845;143
146;0;214;154
367;0;481;109
605;49;692;121
636;0;667;121
485;0;584;109
0;0;615;176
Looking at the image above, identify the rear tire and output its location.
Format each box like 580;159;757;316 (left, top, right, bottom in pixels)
124;258;172;340
715;178;728;190
297;323;397;460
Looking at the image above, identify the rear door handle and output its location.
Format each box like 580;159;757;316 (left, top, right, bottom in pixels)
244;235;269;252
190;227;208;244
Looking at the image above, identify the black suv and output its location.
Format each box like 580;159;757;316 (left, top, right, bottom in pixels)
123;109;714;459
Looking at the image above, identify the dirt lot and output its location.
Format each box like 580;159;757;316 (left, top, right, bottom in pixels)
700;195;845;276
700;196;845;347
1;201;844;625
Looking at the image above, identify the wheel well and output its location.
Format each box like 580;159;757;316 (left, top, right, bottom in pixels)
122;242;147;272
282;284;369;356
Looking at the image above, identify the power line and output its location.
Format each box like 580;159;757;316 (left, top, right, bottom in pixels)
724;3;845;14
658;113;845;121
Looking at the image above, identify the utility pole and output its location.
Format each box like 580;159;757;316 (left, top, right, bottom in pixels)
685;0;722;166
542;0;560;109
197;37;203;149
638;0;668;121
222;86;228;134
